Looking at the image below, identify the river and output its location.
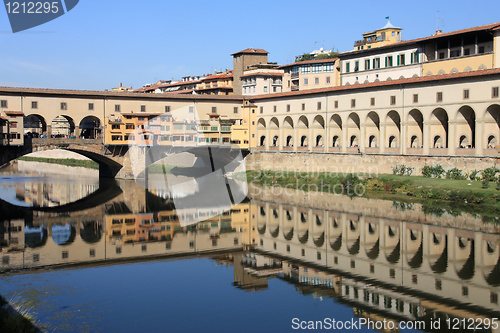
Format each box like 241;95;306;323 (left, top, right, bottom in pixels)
0;160;499;333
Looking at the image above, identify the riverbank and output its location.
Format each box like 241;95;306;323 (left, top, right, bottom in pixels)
243;170;500;220
0;295;40;332
17;156;99;169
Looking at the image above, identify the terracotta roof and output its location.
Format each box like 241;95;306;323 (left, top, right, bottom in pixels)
250;68;500;100
339;21;500;58
0;86;244;101
201;73;233;81
231;48;268;56
159;80;201;89
280;58;339;68
4;111;24;115
163;89;196;94
196;86;233;91
241;72;284;78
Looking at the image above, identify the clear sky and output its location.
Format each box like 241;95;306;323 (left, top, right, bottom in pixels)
1;0;499;91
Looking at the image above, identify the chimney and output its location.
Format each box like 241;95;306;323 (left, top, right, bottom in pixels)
120;82;122;87
435;30;443;35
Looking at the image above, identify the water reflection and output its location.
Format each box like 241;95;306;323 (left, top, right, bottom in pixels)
0;176;499;332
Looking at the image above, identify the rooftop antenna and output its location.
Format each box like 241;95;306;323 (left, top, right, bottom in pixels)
435;11;444;32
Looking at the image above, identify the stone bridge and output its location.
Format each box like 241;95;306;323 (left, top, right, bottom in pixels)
0;138;248;179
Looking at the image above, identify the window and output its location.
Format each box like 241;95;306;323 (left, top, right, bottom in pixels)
301;103;305;111
373;58;380;69
264;86;268;92
317;102;321;110
398;54;405;66
189;106;194;113
345;62;350;73
273;86;277;92
89;249;95;257
492;87;499;98
88;103;94;111
314;77;319;84
435;279;442;290
462;286;468;296
385;56;393;67
141;105;146;112
33;254;40;262
351;99;356;108
233;107;238;114
211;106;217;114
291;66;299;74
479;46;485;54
62;251;69;259
436;92;443;102
334;101;338;109
287;104;291;112
324;63;334;72
413;94;418;103
326;76;331;84
31;101;38;109
370;264;375;273
115;104;121;112
365;59;370;70
0;100;7;108
60;102;67;110
10;122;17;128
273;105;277;113
301;65;311;74
492;292;498;304
317;252;321;260
260;106;263;114
165;105;171;113
354;61;359;72
370;97;375;106
463;89;470;99
390;96;396;105
304;78;308;85
311;64;322;73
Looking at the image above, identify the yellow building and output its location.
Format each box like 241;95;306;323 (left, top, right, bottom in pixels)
230;100;257;149
0;110;24;146
354;20;402;51
196;71;234;95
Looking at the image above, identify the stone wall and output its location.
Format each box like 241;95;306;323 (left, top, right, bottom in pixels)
245;151;500;176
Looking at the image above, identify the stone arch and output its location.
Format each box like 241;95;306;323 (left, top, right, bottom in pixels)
464;66;473;72
456;105;476;148
269;117;279;147
412;74;419;78
478;64;487;70
430;108;449;148
347;113;360;148
363;80;370;84
24;114;47;137
429;233;448;273
51;115;75;138
399;75;405;80
347;219;360;255
283;116;294;147
283;210;294;241
437;69;446;75
406;229;423;269
300;135;308;147
455;237;475;280
80;221;102;244
329;215;342;251
297;115;309;147
484;104;500;149
25;226;48;248
51;224;76;245
450;67;459;74
374;79;380;82
408;109;423;149
386;77;392;81
366;111;380;148
257;118;266;147
365;222;379;260
315;135;323;147
79;115;101;139
329;114;342;148
425;71;433;76
385;110;401;149
312;115;325;147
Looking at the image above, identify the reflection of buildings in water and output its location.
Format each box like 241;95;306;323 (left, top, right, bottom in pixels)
249;198;500;327
0;202;251;272
13;181;99;207
0;219;24;251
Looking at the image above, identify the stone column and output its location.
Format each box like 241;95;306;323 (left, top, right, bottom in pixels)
475;119;484;156
423;121;430;155
359;123;366;153
448;120;456;156
341;123;347;153
379;122;386;154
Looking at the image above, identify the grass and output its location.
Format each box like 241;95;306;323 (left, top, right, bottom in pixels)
242;170;500;220
0;295;41;332
147;164;175;174
17;156;99;169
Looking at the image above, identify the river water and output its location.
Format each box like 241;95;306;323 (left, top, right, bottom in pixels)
0;161;499;333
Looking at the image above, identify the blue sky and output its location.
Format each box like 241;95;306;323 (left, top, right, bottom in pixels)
1;0;499;91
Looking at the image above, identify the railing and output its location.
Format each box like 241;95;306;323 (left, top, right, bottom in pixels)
282;146;293;151
328;147;341;153
291;73;299;79
312;147;324;152
384;147;401;154
364;147;379;154
484;148;499;156
456;148;475;155
32;138;102;145
346;147;360;153
291;85;299;91
296;147;309;151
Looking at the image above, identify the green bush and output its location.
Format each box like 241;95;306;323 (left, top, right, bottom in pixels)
469;170;479;181
422;165;444;178
482;167;499;182
445;167;466;180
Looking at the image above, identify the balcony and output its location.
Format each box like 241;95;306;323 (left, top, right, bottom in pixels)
291;72;299;79
291;85;299;91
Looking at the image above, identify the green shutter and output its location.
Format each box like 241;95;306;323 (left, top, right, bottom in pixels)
410;53;413;64
385;57;388;67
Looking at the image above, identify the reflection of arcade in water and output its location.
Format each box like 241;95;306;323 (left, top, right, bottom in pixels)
246;197;500;332
0;201;251;271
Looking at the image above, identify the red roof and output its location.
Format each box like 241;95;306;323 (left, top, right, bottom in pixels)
250;68;500;100
241;72;284;78
4;111;24;115
231;48;268;56
201;72;233;81
280;58;339;68
121;112;162;117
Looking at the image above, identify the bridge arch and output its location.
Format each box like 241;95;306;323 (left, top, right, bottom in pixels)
79;116;102;140
24;114;47;137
